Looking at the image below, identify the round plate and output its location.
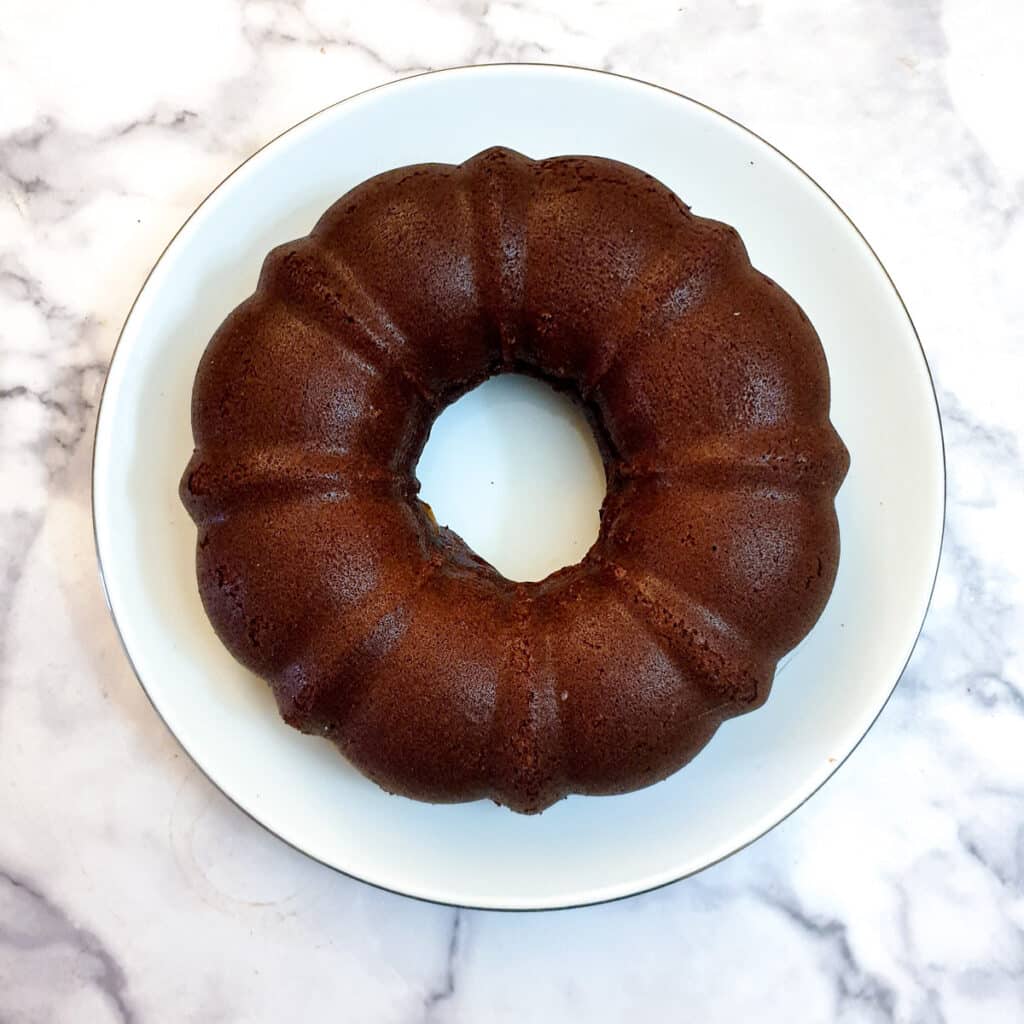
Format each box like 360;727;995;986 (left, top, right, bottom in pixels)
93;64;944;910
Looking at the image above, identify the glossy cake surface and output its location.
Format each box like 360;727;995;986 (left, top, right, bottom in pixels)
181;147;849;813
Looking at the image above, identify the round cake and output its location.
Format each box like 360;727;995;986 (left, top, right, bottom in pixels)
181;146;849;814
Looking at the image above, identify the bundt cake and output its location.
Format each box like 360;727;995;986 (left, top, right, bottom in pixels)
181;146;849;814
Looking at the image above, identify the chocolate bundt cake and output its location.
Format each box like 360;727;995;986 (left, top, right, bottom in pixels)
181;146;849;814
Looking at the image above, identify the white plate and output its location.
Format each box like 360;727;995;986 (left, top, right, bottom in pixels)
93;64;944;910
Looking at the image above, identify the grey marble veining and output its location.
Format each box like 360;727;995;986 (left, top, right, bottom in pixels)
2;0;1023;1020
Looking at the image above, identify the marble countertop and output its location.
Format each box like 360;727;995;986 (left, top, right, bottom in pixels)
3;1;1023;1020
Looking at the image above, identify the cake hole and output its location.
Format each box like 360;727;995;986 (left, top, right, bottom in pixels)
416;374;607;582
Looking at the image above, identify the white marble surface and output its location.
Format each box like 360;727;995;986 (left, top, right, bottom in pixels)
2;0;1023;1020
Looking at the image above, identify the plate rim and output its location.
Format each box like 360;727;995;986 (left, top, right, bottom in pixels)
91;61;947;911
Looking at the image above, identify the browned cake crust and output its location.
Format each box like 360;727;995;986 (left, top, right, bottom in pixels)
181;147;849;813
